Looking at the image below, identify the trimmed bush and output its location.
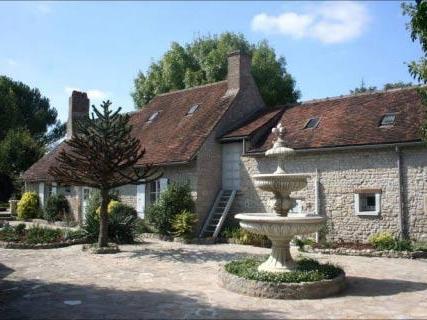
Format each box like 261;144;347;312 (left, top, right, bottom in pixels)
225;258;343;283
43;194;70;222
146;183;195;236
172;210;197;240
17;192;40;220
294;237;316;251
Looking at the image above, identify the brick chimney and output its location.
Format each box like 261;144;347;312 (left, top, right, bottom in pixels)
227;50;253;92
66;91;89;139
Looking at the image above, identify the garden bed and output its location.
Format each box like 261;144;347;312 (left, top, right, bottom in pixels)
0;223;88;249
219;258;346;299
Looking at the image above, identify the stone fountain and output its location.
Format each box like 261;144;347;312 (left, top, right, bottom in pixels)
235;123;326;273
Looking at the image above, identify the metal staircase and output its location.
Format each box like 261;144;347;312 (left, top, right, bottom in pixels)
199;190;237;239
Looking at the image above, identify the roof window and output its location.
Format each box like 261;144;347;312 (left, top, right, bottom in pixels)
304;117;320;129
380;113;396;126
186;104;199;115
147;111;160;123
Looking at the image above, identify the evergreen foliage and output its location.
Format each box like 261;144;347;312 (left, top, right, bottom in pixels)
17;192;40;220
49;101;161;247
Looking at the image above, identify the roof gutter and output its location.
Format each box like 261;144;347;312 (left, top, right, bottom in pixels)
244;140;425;157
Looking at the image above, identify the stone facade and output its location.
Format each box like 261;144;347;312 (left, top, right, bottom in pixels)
232;145;427;242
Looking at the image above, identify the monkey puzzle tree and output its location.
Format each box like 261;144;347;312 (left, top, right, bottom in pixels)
49;101;161;248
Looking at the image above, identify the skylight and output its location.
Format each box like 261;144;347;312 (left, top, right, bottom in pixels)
186;104;199;115
380;113;396;126
304;117;320;129
147;111;159;122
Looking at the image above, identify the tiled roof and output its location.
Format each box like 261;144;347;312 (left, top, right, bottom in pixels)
221;109;283;139
249;87;425;153
22;81;236;182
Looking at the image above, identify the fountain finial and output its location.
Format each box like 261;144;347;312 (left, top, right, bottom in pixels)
265;123;295;159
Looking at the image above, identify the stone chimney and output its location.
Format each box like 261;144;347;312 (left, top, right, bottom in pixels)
227;50;253;92
66;91;89;139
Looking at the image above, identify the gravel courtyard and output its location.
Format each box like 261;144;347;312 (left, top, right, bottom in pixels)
1;239;427;319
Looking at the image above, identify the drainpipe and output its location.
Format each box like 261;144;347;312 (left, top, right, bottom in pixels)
314;169;320;243
395;145;406;239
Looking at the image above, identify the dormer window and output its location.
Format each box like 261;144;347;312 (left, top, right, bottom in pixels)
147;111;160;123
380;113;396;127
186;104;199;115
304;117;320;129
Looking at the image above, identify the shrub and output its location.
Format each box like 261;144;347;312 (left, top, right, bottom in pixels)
63;228;88;241
225;258;343;283
146;183;194;235
172;210;197;239
369;231;395;250
369;231;414;251
15;223;26;235
413;241;427;252
83;193;138;244
25;225;63;244
135;219;155;234
43;194;70;222
294;237;316;251
17;192;40;220
222;226;270;247
108;202;138;244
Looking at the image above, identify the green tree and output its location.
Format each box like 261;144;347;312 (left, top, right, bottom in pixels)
403;0;427;137
131;32;300;108
0;129;44;177
50;101;161;248
0;76;64;200
0;76;60;142
350;79;377;94
383;81;413;90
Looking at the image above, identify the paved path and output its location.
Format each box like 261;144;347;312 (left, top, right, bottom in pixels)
1;239;427;319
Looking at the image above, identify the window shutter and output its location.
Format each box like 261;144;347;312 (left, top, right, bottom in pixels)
38;183;45;207
159;178;169;192
137;184;146;218
52;182;57;195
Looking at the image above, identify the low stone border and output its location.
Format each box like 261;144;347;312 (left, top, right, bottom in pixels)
0;237;89;249
218;266;346;299
304;247;427;259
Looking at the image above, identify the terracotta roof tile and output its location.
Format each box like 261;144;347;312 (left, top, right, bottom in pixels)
222;109;283;139
250;87;425;152
22;81;235;181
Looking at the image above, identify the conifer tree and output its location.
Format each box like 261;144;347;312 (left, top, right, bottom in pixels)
50;101;161;247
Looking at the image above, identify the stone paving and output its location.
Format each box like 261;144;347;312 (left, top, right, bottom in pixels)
1;239;427;319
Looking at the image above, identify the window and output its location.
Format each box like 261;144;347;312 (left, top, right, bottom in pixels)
147;111;160;123
288;199;303;214
354;191;381;216
380;113;396;126
149;180;161;204
304;117;320;129
186;104;199;115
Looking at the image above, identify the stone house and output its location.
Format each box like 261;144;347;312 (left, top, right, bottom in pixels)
22;52;427;242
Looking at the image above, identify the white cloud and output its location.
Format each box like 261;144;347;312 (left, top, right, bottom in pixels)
251;1;369;44
65;87;109;101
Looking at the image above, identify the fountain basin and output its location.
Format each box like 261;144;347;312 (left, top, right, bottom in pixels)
253;173;310;193
235;213;326;272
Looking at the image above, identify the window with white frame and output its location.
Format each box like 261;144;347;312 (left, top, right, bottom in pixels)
149;180;161;204
354;190;381;216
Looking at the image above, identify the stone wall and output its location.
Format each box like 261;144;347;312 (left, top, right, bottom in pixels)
195;132;223;231
234;146;427;242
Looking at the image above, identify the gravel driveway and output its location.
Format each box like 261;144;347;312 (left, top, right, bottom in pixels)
1;239;427;319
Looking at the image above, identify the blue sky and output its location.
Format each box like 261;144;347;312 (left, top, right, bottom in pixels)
0;1;422;123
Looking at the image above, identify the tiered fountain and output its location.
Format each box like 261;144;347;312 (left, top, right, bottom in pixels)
235;123;326;273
